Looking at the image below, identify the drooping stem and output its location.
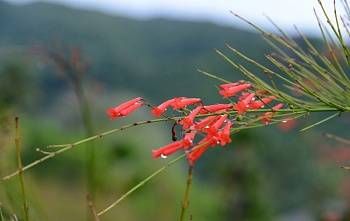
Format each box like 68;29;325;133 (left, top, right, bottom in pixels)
179;166;193;221
15;117;29;221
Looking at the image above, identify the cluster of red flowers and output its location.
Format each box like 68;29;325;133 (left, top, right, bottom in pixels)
107;81;284;165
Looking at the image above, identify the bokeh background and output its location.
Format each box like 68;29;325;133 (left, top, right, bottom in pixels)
0;0;349;220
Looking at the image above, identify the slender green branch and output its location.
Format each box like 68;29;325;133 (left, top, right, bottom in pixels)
97;153;186;216
300;112;340;132
197;69;230;83
179;166;193;221
87;194;100;221
1;118;173;181
14;117;29;221
318;0;350;64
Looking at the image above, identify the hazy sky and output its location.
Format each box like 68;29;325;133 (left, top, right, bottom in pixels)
6;0;338;34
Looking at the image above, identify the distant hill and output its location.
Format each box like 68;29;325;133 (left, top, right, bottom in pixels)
0;0;275;104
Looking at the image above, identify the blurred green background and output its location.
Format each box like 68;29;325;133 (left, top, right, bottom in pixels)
0;1;349;220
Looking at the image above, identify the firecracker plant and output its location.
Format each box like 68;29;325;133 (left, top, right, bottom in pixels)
1;0;350;220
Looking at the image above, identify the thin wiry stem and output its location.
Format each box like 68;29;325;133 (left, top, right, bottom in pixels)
97;153;186;216
97;137;217;217
197;69;230;83
300;112;340;132
1;118;173;181
87;194;100;221
179;166;193;221
14;117;29;221
318;0;350;64
12;214;18;221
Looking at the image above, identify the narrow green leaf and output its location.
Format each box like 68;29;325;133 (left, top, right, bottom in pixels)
197;69;230;83
300;112;340;132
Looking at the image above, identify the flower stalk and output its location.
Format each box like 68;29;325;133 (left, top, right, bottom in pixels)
179;166;193;221
97;153;186;217
14;117;29;221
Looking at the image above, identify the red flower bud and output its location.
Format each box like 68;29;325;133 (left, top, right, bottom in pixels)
199;103;233;114
171;97;201;109
219;83;251;98
152;141;184;158
107;97;143;119
151;98;176;117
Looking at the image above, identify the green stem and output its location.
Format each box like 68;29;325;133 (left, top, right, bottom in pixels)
70;73;97;202
97;141;217;217
15;117;29;221
97;154;186;216
87;194;100;221
179;166;193;221
1;118;171;181
300;112;340;132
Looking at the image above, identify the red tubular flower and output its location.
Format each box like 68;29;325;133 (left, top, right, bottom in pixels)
199;104;233;114
187;145;210;166
238;92;250;101
249;96;276;109
119;102;143;116
182;131;197;148
234;93;255;114
218;121;232;146
152;141;184;158
107;97;143;119
206;115;227;135
187;137;215;165
171;97;201;109
219;83;251;98
219;82;240;89
179;106;202;129
151;98;176;117
194;116;219;130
